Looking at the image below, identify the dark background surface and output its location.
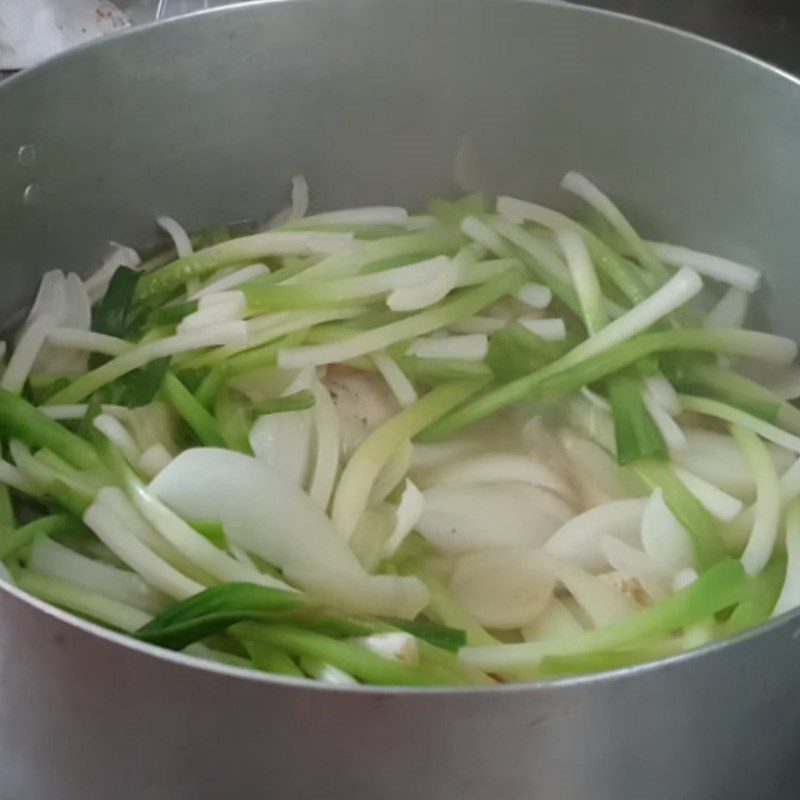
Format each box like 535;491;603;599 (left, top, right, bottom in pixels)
574;1;800;75
6;3;800;79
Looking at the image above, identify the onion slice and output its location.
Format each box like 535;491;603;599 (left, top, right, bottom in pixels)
150;448;428;618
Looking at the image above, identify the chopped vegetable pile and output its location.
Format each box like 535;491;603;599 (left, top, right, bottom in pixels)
2;171;800;686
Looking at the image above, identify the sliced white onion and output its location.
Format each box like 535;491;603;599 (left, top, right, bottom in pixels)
24;270;65;331
568;393;617;452
249;408;314;488
544;498;648;573
405;334;488;362
32;273;94;373
450;548;557;629
521;596;585;642
290;175;310;219
267;175;311;228
640;489;695;577
732;426;781;576
382;479;425;559
673;466;743;522
323;365;400;456
150;448;428;618
421;452;567;496
63;272;92;329
371;351;417;407
732;455;800;554
350;504;394;572
600;536;669;601
307;382;340;510
229;544;259;572
518;317;567;341
544;555;637;628
84;243;141;303
416;482;573;553
128;476;295;592
671;428;792;499
672;567;699;592
559;433;642;506
369;439;412;505
514;283;552;310
157;215;193;258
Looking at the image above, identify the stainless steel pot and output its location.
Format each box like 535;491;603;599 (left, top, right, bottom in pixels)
2;2;800;797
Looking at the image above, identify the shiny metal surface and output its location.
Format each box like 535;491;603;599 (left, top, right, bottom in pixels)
2;1;800;797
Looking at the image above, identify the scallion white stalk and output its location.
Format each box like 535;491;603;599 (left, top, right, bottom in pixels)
555;228;607;334
647;242;760;292
514;283;553;311
85;491;206;600
561;171;668;281
406;334;489;361
48;328;132;357
190;263;270;299
680;395;800;454
554;268;703;371
518;317;567;341
2;313;55;393
46;322;248;404
371;351;418;407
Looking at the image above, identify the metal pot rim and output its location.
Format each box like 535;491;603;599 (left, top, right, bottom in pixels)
2;0;800;695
